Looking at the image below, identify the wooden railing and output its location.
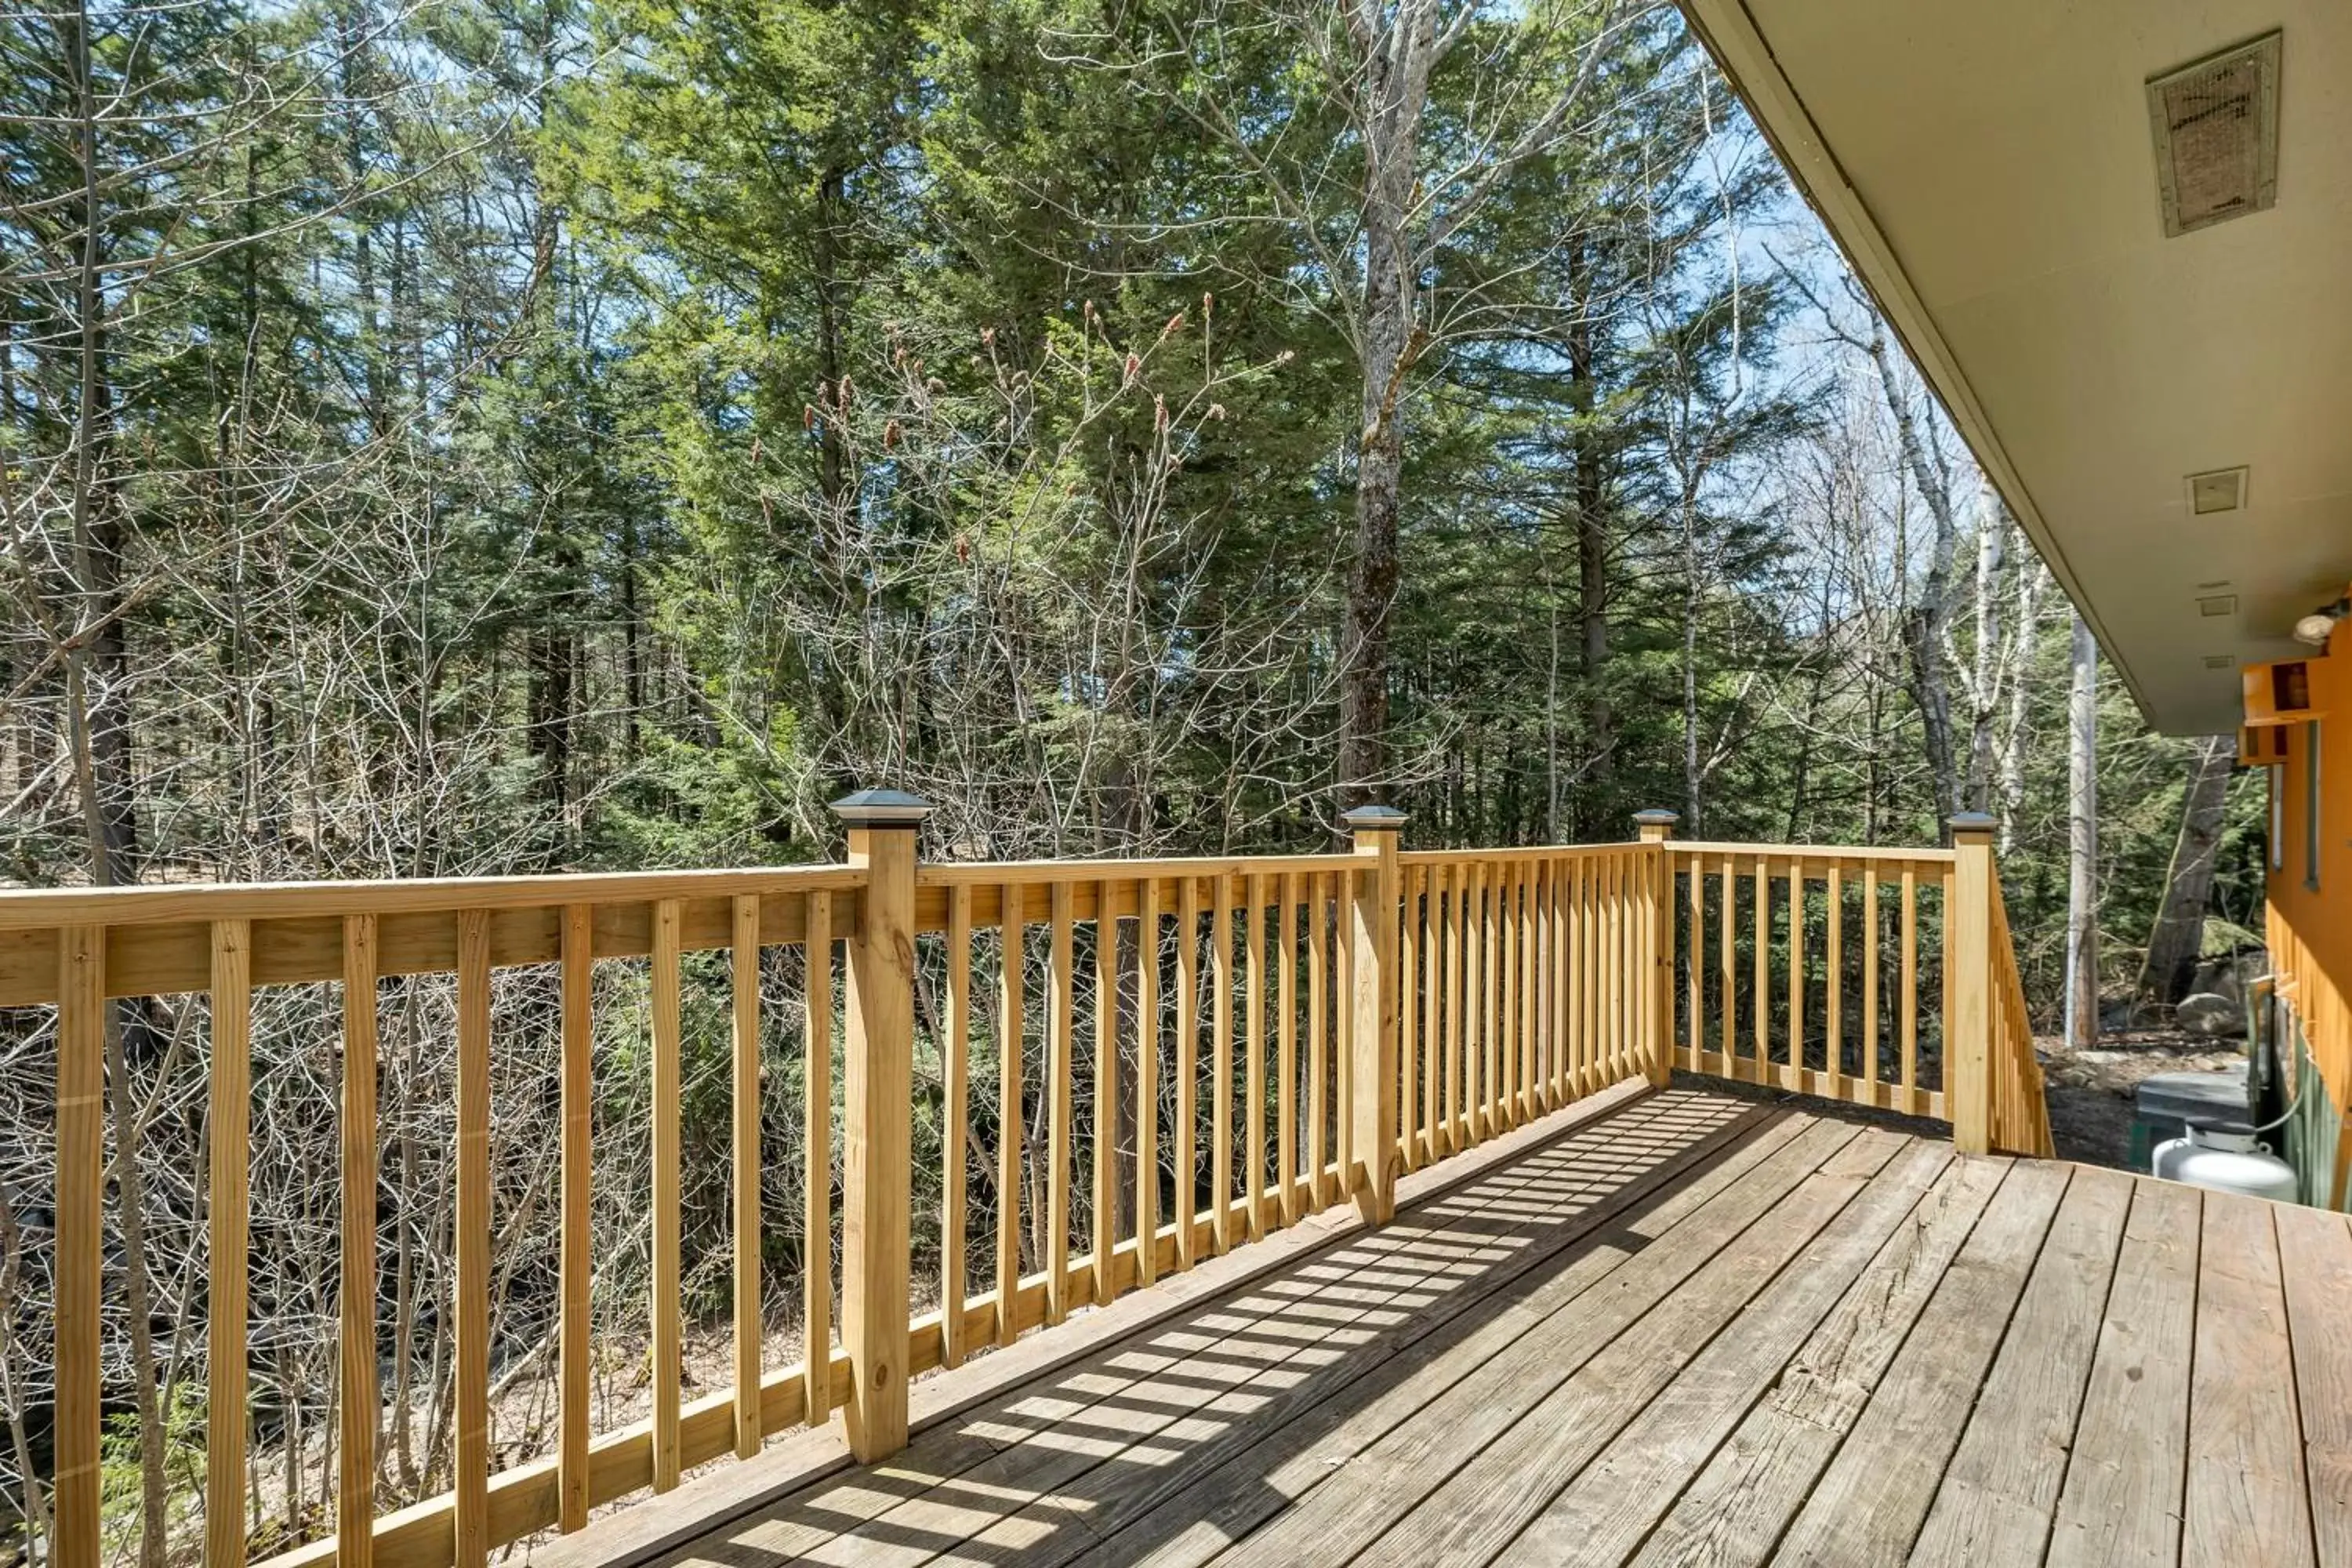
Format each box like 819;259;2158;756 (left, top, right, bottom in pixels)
1988;876;2057;1160
16;799;2045;1568
1660;812;2050;1158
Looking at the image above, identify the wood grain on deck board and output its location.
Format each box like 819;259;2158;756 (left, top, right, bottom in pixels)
2280;1203;2352;1568
1907;1163;2134;1566
1199;1118;1872;1568
2046;1176;2201;1568
1618;1147;2010;1568
650;1092;1755;1568
1769;1159;2071;1566
1338;1127;1907;1568
1076;1113;1817;1568
2185;1192;2314;1567
1497;1139;1973;1565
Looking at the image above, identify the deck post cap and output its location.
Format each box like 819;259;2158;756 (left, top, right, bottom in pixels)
1947;811;1998;837
1339;804;1410;832
1632;810;1680;826
829;788;934;827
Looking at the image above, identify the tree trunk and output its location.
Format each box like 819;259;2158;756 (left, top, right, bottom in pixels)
2064;614;2099;1050
1338;209;1410;810
2135;735;2234;1013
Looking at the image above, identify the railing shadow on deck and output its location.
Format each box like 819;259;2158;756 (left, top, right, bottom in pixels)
585;1087;1769;1568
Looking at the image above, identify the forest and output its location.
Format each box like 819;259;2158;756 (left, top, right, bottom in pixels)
2;0;2267;1562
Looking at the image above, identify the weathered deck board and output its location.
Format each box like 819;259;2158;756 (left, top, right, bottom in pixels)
1341;1129;1907;1566
548;1088;2345;1568
2046;1177;2202;1568
2278;1203;2352;1568
1907;1163;2134;1565
1626;1149;2012;1568
1496;1139;1965;1565
1079;1113;1819;1568
1768;1158;2071;1566
2184;1192;2315;1566
1203;1119;1872;1568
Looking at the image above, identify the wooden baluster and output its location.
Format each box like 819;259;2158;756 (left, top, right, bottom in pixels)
1175;877;1200;1271
806;889;836;1411
652;899;684;1490
557;907;590;1526
1211;877;1235;1254
1477;859;1498;1138
1345;869;1364;1189
1401;866;1422;1169
1498;862;1519;1127
1308;872;1329;1208
994;887;1022;1347
1864;871;1882;1099
1554;858;1573;1103
1789;862;1807;1094
1602;854;1620;1080
209;919;252;1568
1825;865;1845;1105
1094;877;1122;1302
1718;856;1737;1080
1422;866;1443;1160
942;885;972;1368
1244;871;1268;1240
1581;857;1597;1097
341;914;382;1560
1047;881;1074;1324
1435;864;1457;1148
53;927;103;1568
1136;877;1161;1285
731;895;764;1457
1277;870;1299;1226
1534;860;1553;1114
1523;861;1542;1116
1901;864;1920;1114
1752;857;1771;1083
1687;857;1705;1076
455;911;492;1568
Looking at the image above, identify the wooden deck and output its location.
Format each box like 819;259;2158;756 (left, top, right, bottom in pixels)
536;1084;2351;1568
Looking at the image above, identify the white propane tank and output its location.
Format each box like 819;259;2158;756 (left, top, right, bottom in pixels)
2153;1119;2300;1203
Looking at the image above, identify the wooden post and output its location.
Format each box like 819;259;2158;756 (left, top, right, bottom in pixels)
1948;813;1996;1156
1342;805;1405;1225
1634;811;1679;1088
54;927;103;1568
832;787;929;1462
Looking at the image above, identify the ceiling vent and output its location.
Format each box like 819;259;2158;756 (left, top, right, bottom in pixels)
2187;466;2249;514
2147;33;2281;237
2198;593;2239;618
2204;653;2237;670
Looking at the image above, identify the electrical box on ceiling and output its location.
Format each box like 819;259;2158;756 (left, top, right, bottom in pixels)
2242;657;2325;728
2238;724;2291;768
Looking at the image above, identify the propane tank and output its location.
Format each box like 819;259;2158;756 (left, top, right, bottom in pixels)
2153;1117;2300;1203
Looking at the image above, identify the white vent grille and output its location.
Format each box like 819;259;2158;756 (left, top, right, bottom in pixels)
2147;33;2281;237
2187;466;2249;514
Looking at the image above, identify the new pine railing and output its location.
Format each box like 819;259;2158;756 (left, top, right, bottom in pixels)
17;800;2046;1568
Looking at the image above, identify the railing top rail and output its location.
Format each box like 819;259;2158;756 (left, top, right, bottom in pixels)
0;862;869;932
915;851;1363;887
1664;839;1958;865
1394;843;1641;866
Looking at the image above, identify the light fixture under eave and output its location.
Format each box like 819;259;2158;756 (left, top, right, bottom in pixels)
2296;597;2350;647
2148;33;2281;238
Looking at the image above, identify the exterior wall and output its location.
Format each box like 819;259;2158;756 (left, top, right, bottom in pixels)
2264;619;2352;1208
